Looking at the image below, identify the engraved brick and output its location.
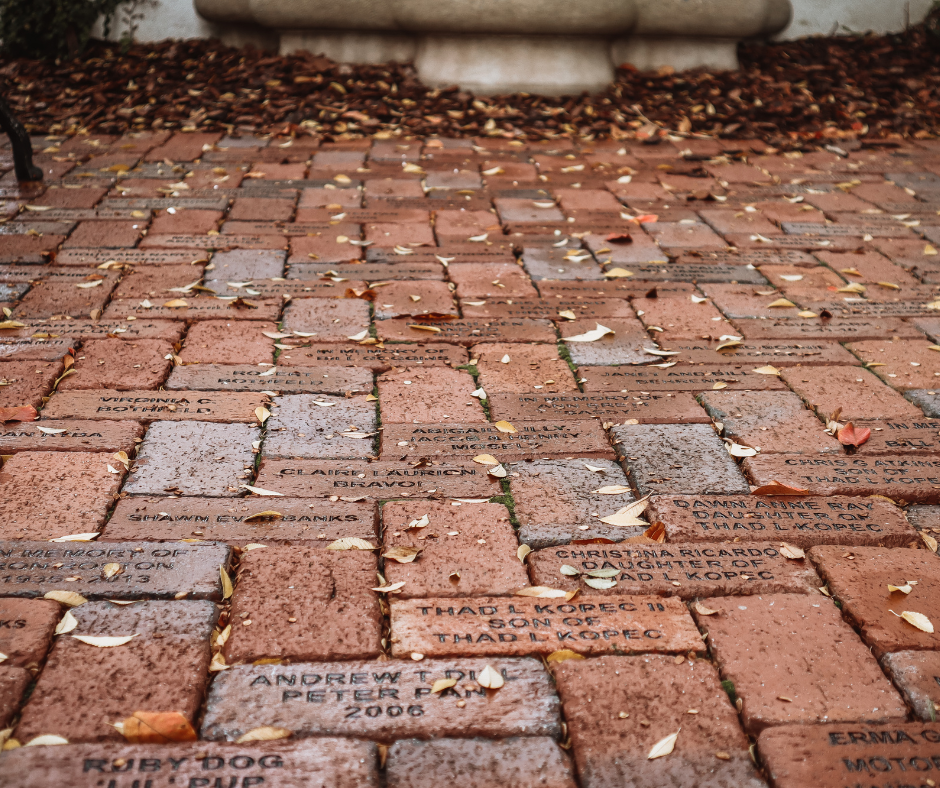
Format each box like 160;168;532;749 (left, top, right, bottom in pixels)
166;363;373;394
389;595;705;658
377;319;557;345
488;391;709;424
42;390;267;422
277;342;467;371
201;657;560;742
579;364;787;393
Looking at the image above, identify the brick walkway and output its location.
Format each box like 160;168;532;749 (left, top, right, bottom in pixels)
1;130;940;786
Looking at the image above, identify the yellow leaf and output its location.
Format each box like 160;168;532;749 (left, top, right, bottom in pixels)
102;562;123;579
431;678;457;693
798;310;818;318
837;283;866;294
895;610;934;633
546;649;585;663
712;382;728;390
163;299;189;307
408;324;441;332
767;298;796;308
922;533;938;553
888;584;913;594
494;420;517;434
877;282;900;290
604;268;634;278
517;545;531;563
693;602;719;616
220;566;233;599
371;581;406;593
752;365;781;376
648;731;680;760
477;665;504;689
558;310;577;320
236;727;292;743
925;244;938;256
72;634;137;647
243;511;283;522
43;591;87;607
473;454;499;465
255;406;271;425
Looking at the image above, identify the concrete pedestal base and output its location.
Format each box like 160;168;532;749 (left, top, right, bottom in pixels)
612;36;740;72
416;34;615;95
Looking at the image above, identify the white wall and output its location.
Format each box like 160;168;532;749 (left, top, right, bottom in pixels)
99;0;936;43
779;0;932;38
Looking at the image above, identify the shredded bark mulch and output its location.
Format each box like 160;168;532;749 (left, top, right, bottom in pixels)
1;17;938;143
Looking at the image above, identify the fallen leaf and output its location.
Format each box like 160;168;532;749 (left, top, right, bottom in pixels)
583;464;606;473
890;610;935;633
488;464;508;478
24;735;68;746
752;365;781;376
494;420;517;434
473;454;499;465
43;591;87;607
767;298;796;308
326;537;376;551
471;387;487;400
407;514;430;529
48;532;99;542
120;711;197;744
163;298;189;308
600;495;651;526
220;566;233;599
558;310;577;320
254;406;271;425
922;533;938;553
644;348;680;357
604;267;634;278
779;543;805;560
517;545;531;563
546;649;585;663
371;581;406;593
716;339;742;351
72;634;137;647
693;602;719;616
585;577;618;589
383;546;421;563
243;510;283;522
564;323;615;342
888;583;913;594
102;563;123;579
236;727;292;743
751;481;809;496
648;731;680;760
837;422;871;448
594;485;633;495
0;405;38;422
477;665;504;689
514;586;568;598
726;442;758;458
240;484;284;496
431;678;457;693
36;426;66;434
560;565;581;576
54;611;78;635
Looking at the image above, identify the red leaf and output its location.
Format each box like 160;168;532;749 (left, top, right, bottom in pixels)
837;422;871;448
751;480;810;496
605;233;633;244
0;405;38;423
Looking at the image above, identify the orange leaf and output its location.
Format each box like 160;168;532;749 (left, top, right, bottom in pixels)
633;214;659;224
837;422;871;448
605;233;633;244
0;405;38;423
751;480;810;496
120;711;197;743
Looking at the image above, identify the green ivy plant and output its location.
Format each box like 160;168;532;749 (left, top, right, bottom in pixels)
0;0;127;59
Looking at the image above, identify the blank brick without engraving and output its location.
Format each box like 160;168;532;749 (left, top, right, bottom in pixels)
124;421;259;497
262;394;377;459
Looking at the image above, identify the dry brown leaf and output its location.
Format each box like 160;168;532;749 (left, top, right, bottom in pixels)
48;532;99;542
473;454;499;465
892;610;934;633
493;420;517;434
517;545;531;563
594;485;633;495
255;406;271;425
779;543;805;560
693;602;719;616
243;510;283;522
752;365;781;376
54;610;78;635
515;586;568;598
564;323;615;342
120;711;198;744
600;495;650;526
239;484;284;496
102;562;123;579
220;566;233;599
371;581;406;593
383;546;421;563
751;481;809;496
163;298;189;308
326;537;377;551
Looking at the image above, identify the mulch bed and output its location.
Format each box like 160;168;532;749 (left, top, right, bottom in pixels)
0;17;938;144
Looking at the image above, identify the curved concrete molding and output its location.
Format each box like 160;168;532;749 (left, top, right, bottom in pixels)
633;0;791;37
416;35;617;95
194;0;792;93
